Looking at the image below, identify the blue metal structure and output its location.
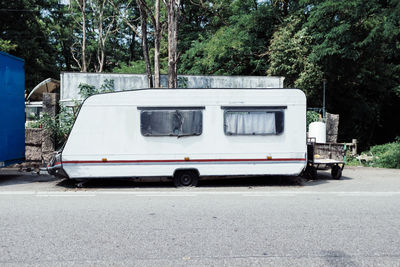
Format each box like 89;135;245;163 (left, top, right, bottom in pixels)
0;51;25;167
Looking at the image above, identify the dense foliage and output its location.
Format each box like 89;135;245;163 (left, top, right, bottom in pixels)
367;140;400;169
347;137;400;169
38;106;76;149
1;0;399;151
306;111;320;131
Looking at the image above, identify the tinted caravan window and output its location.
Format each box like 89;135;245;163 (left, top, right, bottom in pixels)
140;109;203;136
224;110;284;135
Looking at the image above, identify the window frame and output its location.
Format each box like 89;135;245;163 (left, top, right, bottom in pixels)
222;106;286;136
139;107;204;137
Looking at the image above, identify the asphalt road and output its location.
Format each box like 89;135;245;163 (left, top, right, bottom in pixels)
0;167;400;266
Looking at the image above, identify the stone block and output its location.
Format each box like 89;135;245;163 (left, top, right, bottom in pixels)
42;130;55;153
25;128;43;145
42;139;55;153
25;145;42;161
42;93;59;116
326;112;339;143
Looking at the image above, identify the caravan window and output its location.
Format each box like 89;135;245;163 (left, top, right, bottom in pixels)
224;109;284;135
140;108;203;136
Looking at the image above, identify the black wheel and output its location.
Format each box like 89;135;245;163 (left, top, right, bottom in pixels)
74;179;88;188
173;171;199;187
331;165;342;180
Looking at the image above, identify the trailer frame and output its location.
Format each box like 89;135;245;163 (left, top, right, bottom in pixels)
304;138;346;180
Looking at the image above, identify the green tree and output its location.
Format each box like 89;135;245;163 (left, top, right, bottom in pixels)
267;0;400;149
0;39;17;52
45;0;75;71
0;0;59;91
179;1;281;75
113;61;147;74
305;0;400;148
267;14;323;103
68;0;121;72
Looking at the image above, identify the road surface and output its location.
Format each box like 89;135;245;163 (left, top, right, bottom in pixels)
0;167;399;266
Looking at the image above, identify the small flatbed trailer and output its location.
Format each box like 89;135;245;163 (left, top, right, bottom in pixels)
304;140;346;180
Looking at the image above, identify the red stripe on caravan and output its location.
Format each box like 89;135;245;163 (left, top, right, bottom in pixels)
61;158;306;164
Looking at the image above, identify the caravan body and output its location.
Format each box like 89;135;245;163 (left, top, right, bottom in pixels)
50;89;307;184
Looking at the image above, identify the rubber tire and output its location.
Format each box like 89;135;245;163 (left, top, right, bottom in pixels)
331;165;342;180
173;171;199;187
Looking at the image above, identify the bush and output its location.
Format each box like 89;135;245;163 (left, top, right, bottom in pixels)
78;79;115;99
306;111;320;131
345;151;362;166
353;137;400;169
112;61;146;74
39;106;75;149
26;120;42;129
367;140;400;169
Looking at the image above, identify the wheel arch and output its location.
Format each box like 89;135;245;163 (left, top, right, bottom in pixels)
173;168;200;178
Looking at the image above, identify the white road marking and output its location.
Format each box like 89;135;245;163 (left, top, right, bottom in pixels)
0;191;36;195
35;191;96;197
335;192;399;197
0;190;399;197
96;191;400;197
242;193;296;197
37;194;96;197
137;194;197;197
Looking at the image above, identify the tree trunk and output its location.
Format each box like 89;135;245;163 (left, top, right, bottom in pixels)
81;0;87;72
138;1;153;88
129;31;136;62
154;0;161;88
166;0;179;88
97;4;104;72
283;0;288;17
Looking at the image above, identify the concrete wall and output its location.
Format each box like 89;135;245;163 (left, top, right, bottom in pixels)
60;72;285;102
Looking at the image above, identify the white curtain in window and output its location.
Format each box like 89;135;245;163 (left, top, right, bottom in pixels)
225;112;276;135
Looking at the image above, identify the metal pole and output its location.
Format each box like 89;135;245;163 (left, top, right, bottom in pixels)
322;79;326;119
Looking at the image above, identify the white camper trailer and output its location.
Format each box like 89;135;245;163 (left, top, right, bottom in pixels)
48;88;307;186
